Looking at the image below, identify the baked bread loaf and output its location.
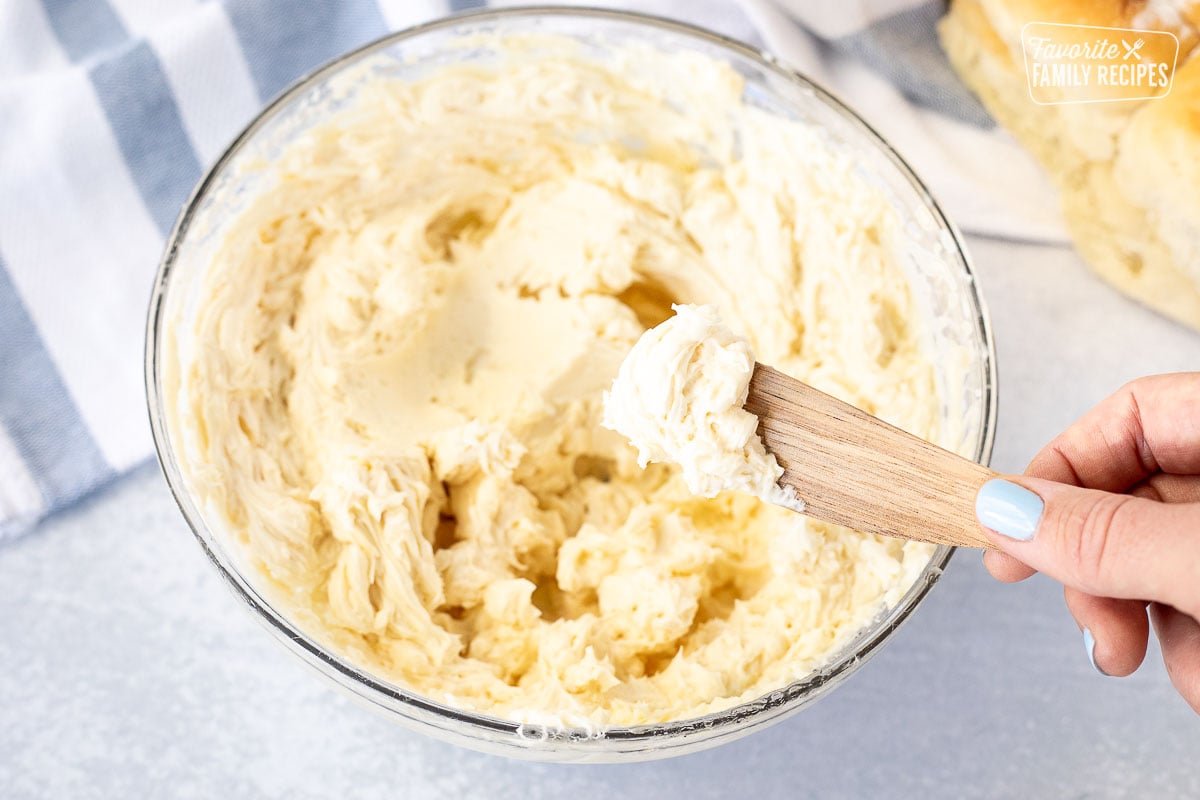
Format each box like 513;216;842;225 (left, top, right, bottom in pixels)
939;1;1200;330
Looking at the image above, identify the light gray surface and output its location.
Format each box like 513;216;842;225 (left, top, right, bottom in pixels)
2;236;1198;798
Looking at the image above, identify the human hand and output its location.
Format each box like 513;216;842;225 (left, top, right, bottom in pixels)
973;373;1200;713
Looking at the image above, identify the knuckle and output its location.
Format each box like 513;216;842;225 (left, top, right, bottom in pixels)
1117;377;1144;394
1058;493;1136;590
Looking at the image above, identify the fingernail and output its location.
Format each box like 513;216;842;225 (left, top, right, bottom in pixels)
975;478;1044;541
1082;628;1106;675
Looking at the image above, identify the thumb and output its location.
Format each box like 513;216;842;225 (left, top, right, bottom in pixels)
975;477;1200;617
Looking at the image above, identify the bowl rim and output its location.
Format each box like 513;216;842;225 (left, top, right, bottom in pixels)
143;4;998;756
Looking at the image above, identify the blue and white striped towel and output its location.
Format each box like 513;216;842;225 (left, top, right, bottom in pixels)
0;0;1062;541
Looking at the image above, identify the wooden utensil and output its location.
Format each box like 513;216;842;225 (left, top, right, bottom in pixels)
745;363;997;549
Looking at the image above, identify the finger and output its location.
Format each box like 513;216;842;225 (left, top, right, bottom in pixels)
988;475;1200;583
1062;587;1149;677
982;549;1035;582
1025;373;1200;493
1129;473;1200;504
1150;603;1200;714
975;476;1200;615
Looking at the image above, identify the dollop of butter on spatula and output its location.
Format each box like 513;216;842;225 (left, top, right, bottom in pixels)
603;303;802;511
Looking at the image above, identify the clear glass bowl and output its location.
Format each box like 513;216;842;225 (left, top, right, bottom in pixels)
145;7;997;763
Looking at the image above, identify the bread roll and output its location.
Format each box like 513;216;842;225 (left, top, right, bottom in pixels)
939;0;1200;330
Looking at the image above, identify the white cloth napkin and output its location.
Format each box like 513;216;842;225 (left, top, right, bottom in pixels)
0;0;1062;541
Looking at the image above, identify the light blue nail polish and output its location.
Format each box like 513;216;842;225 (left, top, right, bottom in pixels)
1082;628;1103;675
975;478;1044;541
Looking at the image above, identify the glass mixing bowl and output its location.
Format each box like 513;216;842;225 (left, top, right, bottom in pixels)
145;7;997;763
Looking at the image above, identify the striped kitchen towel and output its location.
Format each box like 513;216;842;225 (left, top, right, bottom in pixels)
0;0;1055;541
0;0;459;540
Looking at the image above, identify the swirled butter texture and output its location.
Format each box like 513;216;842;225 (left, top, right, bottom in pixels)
175;44;941;727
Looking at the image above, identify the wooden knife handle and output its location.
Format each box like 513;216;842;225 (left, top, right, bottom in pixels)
746;364;997;549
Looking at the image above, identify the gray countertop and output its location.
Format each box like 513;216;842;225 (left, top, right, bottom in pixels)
3;235;1198;798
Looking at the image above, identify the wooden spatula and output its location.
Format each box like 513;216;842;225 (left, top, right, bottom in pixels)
745;363;997;549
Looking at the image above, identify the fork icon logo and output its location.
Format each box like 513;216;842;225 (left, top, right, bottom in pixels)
1122;38;1145;60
